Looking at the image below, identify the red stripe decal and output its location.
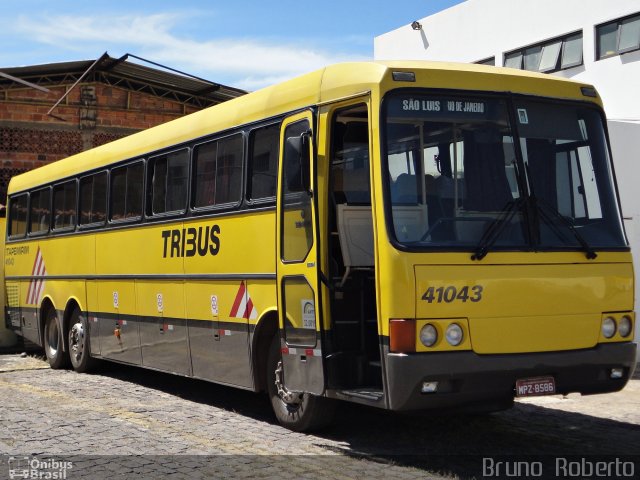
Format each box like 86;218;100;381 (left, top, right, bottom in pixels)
245;297;254;319
229;281;246;318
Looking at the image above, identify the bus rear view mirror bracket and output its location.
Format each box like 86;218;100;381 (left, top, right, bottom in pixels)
285;131;312;196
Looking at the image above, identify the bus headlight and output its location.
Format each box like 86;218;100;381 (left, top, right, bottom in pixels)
602;317;616;338
445;323;464;346
618;316;632;338
419;324;437;347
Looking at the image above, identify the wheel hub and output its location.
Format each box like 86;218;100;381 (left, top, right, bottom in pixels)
70;323;84;360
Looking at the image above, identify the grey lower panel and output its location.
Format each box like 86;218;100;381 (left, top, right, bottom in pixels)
189;319;218;380
281;338;324;395
90;313;252;388
21;308;41;346
189;319;252;388
97;316;142;365
140;317;191;376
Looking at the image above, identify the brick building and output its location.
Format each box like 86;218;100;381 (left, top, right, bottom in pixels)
0;53;246;201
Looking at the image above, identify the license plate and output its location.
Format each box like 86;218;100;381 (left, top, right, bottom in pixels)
515;376;556;397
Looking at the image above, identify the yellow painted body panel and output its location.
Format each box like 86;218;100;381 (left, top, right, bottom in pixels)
376;248;633;353
470;314;601;354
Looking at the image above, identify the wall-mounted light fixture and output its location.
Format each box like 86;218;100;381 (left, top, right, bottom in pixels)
411;21;422;31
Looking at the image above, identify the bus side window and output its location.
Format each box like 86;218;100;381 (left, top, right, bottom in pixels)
79;172;107;226
52;180;77;231
9;193;28;238
248;124;279;201
148;148;189;215
215;134;243;205
28;187;51;234
193;133;243;209
111;162;143;221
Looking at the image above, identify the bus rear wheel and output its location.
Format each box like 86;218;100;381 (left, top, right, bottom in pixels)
266;335;335;432
43;308;69;369
68;308;97;373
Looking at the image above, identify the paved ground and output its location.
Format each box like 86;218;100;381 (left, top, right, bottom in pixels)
0;353;638;479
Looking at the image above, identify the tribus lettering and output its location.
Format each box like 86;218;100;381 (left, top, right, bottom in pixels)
161;225;221;258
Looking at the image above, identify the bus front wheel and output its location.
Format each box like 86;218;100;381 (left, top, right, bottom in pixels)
266;335;335;432
43;308;69;369
68;308;97;373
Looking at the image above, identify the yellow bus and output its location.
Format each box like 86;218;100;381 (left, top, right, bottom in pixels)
4;61;636;431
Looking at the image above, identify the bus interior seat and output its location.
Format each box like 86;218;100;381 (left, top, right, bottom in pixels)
392;173;418;204
336;204;374;287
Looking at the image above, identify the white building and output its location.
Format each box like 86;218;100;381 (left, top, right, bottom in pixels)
375;0;640;338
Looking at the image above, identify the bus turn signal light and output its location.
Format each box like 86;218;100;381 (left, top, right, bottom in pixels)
390;319;416;353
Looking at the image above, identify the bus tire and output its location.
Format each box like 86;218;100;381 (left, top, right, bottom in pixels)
68;307;97;373
266;335;335;432
43;307;69;369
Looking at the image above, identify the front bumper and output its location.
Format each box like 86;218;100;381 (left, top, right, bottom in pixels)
385;342;637;411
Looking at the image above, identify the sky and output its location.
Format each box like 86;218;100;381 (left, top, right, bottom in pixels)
0;0;464;91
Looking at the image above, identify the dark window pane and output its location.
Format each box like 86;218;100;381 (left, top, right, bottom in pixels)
193;141;217;208
150;149;188;214
504;52;522;69
281;120;313;262
598;22;618;58
9;194;28;237
561;34;583;68
216;134;243;205
93;173;107;223
53;181;76;230
523;46;542;71
79;177;93;225
110;167;127;220
249;125;279;200
79;172;106;225
111;163;143;221
126;163;143;218
619;16;640;52
29;188;50;234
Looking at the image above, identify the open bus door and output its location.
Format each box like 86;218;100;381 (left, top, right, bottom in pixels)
275;111;325;396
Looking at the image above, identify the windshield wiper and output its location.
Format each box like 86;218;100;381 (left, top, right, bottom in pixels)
471;198;525;261
534;197;597;260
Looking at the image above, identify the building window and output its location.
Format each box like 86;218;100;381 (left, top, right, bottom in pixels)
475;57;495;66
504;32;583;73
597;13;640;59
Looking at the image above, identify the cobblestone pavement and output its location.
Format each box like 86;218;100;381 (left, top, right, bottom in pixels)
0;354;638;479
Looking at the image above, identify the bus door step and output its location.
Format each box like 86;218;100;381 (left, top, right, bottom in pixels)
338;388;384;401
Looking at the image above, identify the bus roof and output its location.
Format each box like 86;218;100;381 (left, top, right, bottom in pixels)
8;60;598;194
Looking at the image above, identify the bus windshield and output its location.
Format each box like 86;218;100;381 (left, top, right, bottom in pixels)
383;92;626;253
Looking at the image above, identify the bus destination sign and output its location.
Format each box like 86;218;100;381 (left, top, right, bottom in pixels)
389;96;489;119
